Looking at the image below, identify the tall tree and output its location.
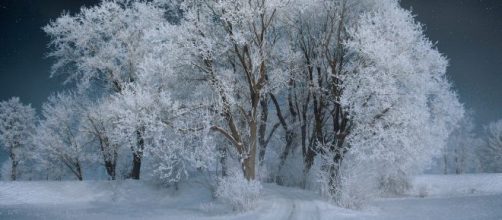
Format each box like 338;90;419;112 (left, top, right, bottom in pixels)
341;0;464;195
179;0;288;180
44;0;167;179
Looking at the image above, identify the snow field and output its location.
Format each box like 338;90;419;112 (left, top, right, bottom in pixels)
0;174;501;220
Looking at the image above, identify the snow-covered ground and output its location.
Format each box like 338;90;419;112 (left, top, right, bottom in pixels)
0;174;501;220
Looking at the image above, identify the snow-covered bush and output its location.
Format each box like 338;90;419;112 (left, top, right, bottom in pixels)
317;155;379;209
147;129;217;186
417;184;430;198
215;171;262;211
377;173;412;196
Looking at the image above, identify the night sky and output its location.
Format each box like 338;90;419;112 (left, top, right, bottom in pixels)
0;0;100;111
0;0;501;124
400;0;502;127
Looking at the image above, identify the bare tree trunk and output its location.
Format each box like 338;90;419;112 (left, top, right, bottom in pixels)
105;157;117;180
10;151;17;181
75;161;83;181
239;119;258;181
258;97;269;166
443;155;448;174
243;104;259;180
130;128;145;180
219;145;228;177
102;136;117;180
131;152;142;180
301;105;314;183
303;65;320;178
270;94;295;174
454;149;461;174
243;151;256;180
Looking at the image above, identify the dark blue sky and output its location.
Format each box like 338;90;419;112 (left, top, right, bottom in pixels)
401;0;502;127
0;0;98;162
0;0;501;127
0;0;100;111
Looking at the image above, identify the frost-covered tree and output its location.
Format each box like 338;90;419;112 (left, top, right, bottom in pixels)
88;74;216;183
34;92;88;181
341;0;464;195
480;119;502;172
0;97;37;181
138;0;463;192
273;0;360;188
37;0;467;206
178;0;291;180
44;0;168;179
43;0;165;92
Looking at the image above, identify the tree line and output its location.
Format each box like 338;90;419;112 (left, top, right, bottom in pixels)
1;0;491;206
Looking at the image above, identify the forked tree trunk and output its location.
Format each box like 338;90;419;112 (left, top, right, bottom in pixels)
270;93;295;182
203;2;273;181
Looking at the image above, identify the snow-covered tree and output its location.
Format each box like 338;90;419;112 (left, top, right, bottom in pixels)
87;75;216;183
36;0;467;206
341;0;464;195
272;0;359;188
480;119;502;172
44;0;168;179
178;0;292;180
138;0;464;195
0;97;37;181
43;0;166;92
34;92;88;180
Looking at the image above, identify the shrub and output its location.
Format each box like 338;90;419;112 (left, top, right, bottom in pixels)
215;172;262;211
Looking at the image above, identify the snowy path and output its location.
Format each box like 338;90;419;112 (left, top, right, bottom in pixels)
1;174;502;220
246;184;343;220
